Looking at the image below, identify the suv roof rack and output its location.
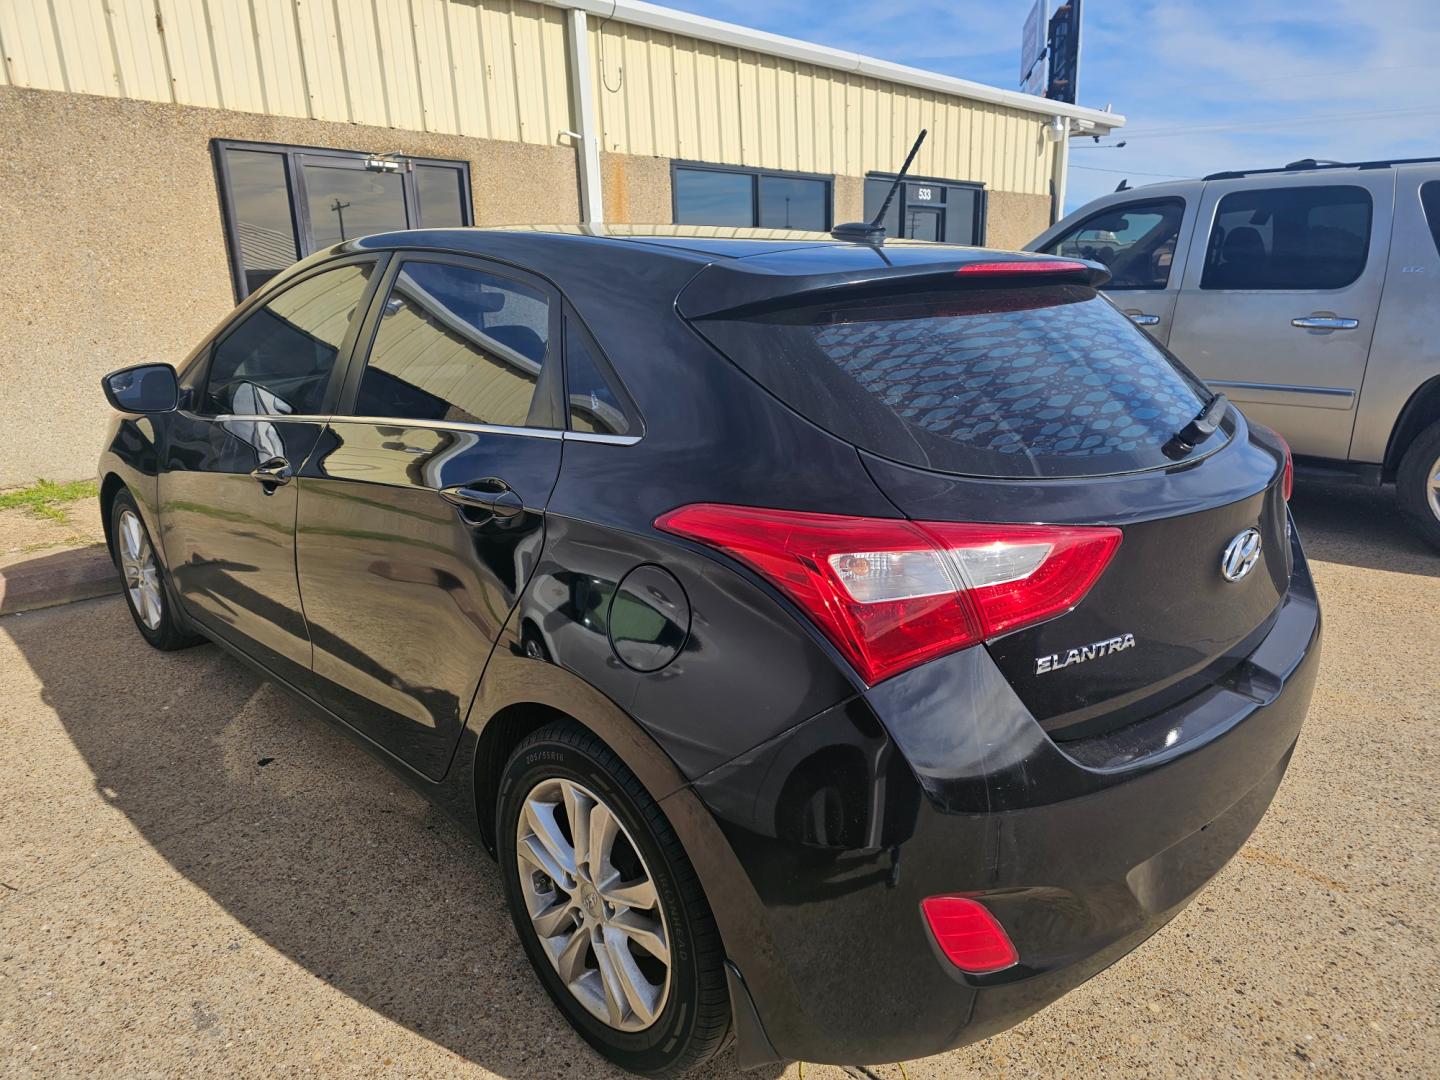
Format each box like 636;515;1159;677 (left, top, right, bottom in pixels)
1203;155;1440;181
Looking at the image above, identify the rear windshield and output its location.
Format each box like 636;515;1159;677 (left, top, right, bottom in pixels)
691;284;1218;478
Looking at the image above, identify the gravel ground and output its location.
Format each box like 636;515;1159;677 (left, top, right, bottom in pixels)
0;482;1436;1079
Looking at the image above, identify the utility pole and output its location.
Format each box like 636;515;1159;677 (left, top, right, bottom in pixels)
331;197;351;240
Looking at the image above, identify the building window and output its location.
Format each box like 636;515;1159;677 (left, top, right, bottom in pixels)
214;140;472;300
864;174;986;245
672;162;831;231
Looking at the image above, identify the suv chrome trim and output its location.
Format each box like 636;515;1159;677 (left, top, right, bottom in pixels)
1207;380;1355;399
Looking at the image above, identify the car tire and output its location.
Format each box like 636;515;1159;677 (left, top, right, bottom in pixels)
108;488;203;651
496;720;730;1076
1397;419;1440;552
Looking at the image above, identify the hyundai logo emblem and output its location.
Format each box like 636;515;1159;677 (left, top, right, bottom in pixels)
1220;527;1263;582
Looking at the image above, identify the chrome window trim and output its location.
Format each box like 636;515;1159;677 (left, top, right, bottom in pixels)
562;431;642;446
332;416;565;440
183;410;641;445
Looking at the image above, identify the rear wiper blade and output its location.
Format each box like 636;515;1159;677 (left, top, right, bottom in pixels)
1163;392;1228;459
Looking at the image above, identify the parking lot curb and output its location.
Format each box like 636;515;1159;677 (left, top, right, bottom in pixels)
0;544;120;616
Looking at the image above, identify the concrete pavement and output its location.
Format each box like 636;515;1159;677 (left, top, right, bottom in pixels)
0;481;1436;1078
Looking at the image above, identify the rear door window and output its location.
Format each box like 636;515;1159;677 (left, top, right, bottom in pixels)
352;259;555;428
1200;185;1371;290
691;284;1214;479
1040;198;1185;289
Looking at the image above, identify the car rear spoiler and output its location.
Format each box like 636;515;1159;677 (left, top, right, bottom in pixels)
676;253;1111;320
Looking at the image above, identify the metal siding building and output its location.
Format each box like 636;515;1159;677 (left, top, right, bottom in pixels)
0;0;1122;484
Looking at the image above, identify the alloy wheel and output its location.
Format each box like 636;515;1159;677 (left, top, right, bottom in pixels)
515;777;671;1032
1427;451;1440;523
117;508;163;630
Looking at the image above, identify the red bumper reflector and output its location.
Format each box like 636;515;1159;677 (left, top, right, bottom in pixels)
921;896;1018;974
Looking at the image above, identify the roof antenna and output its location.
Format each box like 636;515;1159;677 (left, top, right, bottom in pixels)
831;128;927;245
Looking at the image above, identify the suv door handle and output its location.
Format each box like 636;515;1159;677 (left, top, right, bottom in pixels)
440;481;524;519
1126;312;1160;326
250;456;293;490
1291;316;1359;330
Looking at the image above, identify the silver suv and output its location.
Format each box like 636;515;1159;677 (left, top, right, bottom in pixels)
1029;157;1440;549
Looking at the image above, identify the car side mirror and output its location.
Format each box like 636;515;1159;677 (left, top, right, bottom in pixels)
102;363;179;414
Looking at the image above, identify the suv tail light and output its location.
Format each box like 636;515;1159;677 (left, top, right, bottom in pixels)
655;505;1121;685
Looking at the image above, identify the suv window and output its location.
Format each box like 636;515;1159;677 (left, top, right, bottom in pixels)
203;262;374;416
1042;198;1185;290
354;260;552;428
1201;185;1371;290
1420;181;1440;257
692;283;1214;480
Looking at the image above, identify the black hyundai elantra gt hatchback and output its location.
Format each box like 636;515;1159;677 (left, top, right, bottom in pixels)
98;226;1320;1075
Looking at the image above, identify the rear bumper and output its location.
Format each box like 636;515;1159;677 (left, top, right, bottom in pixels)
689;532;1321;1065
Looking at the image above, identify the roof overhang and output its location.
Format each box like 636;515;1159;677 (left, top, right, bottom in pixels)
541;0;1125;134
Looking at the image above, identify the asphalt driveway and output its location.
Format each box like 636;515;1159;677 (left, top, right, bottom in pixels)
1;481;1436;1078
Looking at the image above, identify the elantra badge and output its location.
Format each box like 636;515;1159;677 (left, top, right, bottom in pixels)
1220;527;1262;582
1035;633;1135;675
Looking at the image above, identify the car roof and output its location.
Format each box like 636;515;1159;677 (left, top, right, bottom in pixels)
346;223;1033;266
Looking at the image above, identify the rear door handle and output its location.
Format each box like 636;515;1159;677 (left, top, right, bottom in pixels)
440;480;524;519
1291;316;1359;330
249;456;293;490
1126;312;1160;326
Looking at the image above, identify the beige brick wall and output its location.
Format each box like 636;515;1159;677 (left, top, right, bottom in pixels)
0;86;580;486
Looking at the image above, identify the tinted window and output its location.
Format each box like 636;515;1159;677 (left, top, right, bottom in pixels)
675;166;833;230
354;261;551;427
758;175;828;231
223;149;299;295
204;263;373;416
1043;198;1184;289
675;168;753;226
217;143;473;300
1421;181;1440;257
304;165;409;247
565;318;633;437
692;285;1212;479
1201;185;1371;290
416;165;466;228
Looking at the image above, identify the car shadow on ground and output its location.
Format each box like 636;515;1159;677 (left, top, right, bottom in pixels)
6;599;776;1078
1288;480;1438;577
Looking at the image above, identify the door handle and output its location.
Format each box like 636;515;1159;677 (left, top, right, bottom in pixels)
250;456;293;490
440;480;524;520
1291;316;1359;330
1126;312;1161;326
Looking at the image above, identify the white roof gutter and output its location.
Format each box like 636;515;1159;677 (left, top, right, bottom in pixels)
540;0;1124;132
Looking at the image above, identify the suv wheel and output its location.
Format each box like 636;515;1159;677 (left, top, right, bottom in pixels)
108;489;202;650
496;721;730;1076
1397;419;1440;551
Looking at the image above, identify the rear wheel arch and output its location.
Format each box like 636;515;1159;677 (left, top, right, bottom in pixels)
1383;374;1440;475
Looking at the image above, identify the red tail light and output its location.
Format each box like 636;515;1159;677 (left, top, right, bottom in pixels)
1277;432;1294;501
921;895;1018;973
1253;424;1294;501
655;505;1121;685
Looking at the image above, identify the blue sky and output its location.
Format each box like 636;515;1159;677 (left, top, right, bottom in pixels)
658;0;1440;214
